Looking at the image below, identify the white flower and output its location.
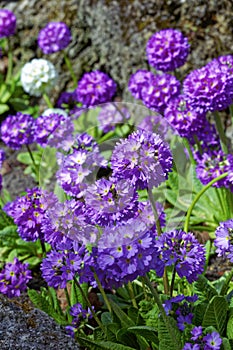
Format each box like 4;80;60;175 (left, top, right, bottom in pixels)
20;58;58;97
42;108;68;117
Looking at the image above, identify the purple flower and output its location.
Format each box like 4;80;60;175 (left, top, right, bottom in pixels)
141;73;181;113
0;9;16;38
128;70;154;100
0;258;32;298
4;188;57;242
163;294;198;331
42;199;98;248
56;133;107;198
56;91;76;109
111;129;173;190
154;230;206;283
146;29;190;72
137;201;166;229
183;62;233;113
34;112;74;150
203;332;222;350
38;22;72;54
84;178;139;226
1;113;35;150
94;219;158;288
196;150;233;191
41;242;94;288
164;95;206;138
97;103;130;133
214;219;233;261
75;71;117;107
137;114;169;138
191;326;203;341
0;149;5;168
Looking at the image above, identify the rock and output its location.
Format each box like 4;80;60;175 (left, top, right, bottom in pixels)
0;294;80;350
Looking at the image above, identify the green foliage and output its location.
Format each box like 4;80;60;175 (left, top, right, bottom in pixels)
158;316;182;350
76;337;136;350
28;287;68;326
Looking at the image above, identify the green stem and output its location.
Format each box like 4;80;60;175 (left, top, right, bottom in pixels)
147;188;170;295
63;51;77;88
93;269;112;313
127;282;138;309
230;104;233;122
98;130;116;144
142;274;181;350
184;172;229;232
40;240;47;256
193;134;203;156
43;93;53;108
73;276;105;332
170;266;177;298
183;137;196;165
5;40;13;83
213;111;228;154
25;145;39;182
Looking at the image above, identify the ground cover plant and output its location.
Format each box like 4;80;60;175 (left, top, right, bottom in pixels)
1;7;233;350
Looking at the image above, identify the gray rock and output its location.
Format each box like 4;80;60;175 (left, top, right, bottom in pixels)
0;294;80;350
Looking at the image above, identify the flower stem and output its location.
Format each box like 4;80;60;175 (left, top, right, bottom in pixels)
64;286;71;307
142;274;181;350
5;39;13;83
213;111;228;154
183;137;196;165
73;276;105;332
43;93;53;108
93;269;112;313
147;188;170;295
170;266;177;298
127;281;138;308
25;144;39;182
184;172;229;232
63;51;77;88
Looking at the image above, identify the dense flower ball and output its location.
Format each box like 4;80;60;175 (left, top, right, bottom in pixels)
94;219;158;288
128;70;154;100
0;258;32;298
137;114;169;138
34;112;74;150
4;188;57;242
146;29;190;72
75;70;117;107
214;219;233;261
141;73;181;113
111;129;173;190
183;63;233;113
196;150;233;191
1;112;35;150
84;178;139;226
56;133;107;198
42;199;98;248
41;241;94;289
20;58;58;97
97;103;130;133
164;95;206;138
38;22;72;54
154;230;206;283
0;9;16;38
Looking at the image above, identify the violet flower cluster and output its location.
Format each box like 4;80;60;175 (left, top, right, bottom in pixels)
1;112;35;150
97;103;130;133
0;9;16;38
38;22;72;54
183;326;222;350
214;219;233;262
66;303;94;337
0;258;32;298
154;230;206;283
163;294;198;331
75;70;117;107
146;28;190;72
111;129;173;190
4;188;57;242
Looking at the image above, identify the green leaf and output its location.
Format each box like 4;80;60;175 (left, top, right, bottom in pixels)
222;337;232;350
202;295;228;335
0;103;9;114
116;328;139;349
220;270;233;296
158;316;182;350
76;337;136;350
101;312;113;325
194;275;218;302
109;299;135;328
227;315;233;339
128;326;159;346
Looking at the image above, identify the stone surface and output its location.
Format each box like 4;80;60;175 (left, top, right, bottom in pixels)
0;294;80;350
